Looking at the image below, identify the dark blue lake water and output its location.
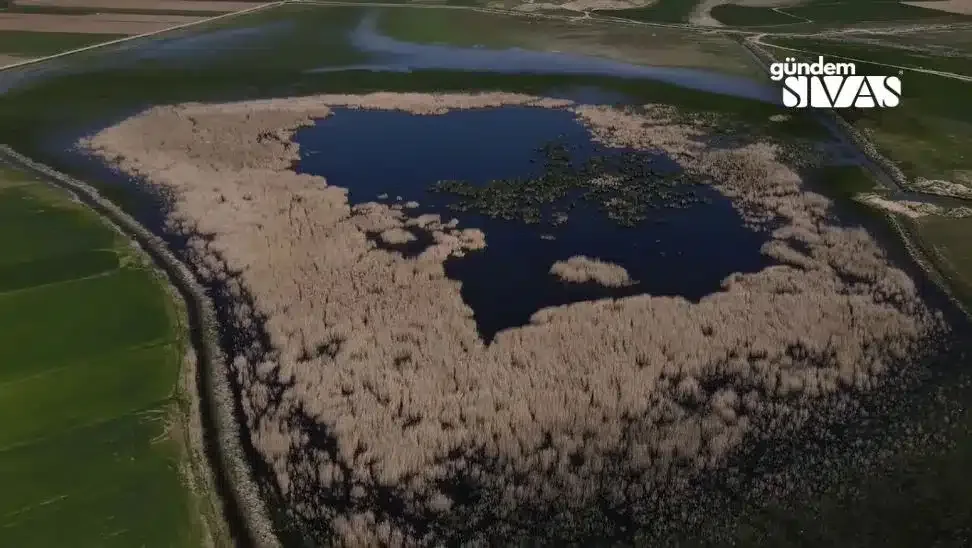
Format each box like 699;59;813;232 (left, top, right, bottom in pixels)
294;106;772;340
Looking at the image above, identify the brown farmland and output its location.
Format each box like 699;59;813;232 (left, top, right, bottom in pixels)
0;12;205;34
82;92;949;545
15;0;265;12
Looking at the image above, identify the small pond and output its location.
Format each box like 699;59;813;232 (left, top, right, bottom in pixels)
294;106;773;340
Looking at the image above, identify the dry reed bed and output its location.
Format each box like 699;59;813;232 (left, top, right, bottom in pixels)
82;92;949;545
550;255;634;286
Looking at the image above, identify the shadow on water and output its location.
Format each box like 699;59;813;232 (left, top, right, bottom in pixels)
307;12;780;103
293;106;773;340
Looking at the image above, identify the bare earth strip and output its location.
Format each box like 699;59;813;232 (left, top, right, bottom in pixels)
0;13;205;34
0;54;32;65
902;0;972;15
15;0;266;13
82;92;949;545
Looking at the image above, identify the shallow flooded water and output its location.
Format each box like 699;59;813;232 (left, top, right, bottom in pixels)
308;12;779;103
294;106;772;339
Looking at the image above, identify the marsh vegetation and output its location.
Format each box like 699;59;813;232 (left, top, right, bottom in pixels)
6;1;971;544
430;139;710;227
79;90;953;546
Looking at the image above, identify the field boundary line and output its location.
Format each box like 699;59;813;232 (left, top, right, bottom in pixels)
0;0;286;72
0;267;118;298
0;145;282;548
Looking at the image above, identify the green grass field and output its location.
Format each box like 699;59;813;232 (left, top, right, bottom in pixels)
709;0;970;27
0;168;208;547
710;4;804;26
759;37;972;184
914;214;972;309
0;30;126;57
594;0;698;23
757;35;972;312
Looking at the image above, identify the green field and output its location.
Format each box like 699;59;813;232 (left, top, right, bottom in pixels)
709;0;970;27
0;30;125;57
759;37;972;183
594;0;699;23
757;35;972;310
710;4;805;26
0;169;209;546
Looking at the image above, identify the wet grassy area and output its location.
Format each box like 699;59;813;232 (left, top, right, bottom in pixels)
0;30;127;57
293;106;772;339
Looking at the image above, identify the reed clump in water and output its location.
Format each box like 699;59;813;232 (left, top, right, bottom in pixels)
550;255;635;287
82;92;949;546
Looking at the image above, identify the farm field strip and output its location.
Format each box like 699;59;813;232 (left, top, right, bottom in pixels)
13;0;267;13
0;0;282;69
0;12;208;34
0;168;206;546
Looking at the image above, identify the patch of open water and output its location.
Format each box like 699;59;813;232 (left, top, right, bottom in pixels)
293;106;773;340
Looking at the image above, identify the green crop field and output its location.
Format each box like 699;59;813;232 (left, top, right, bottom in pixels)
595;0;699;23
759;37;972;182
0;168;209;547
710;4;804;26
0;30;125;57
708;0;971;28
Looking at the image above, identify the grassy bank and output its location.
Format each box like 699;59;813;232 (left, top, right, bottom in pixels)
0;167;212;546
